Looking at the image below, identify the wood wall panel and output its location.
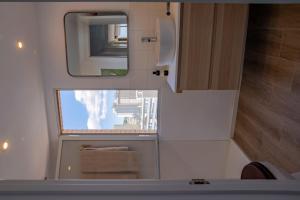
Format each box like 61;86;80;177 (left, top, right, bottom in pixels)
178;3;215;90
210;4;248;89
178;4;248;91
276;5;300;29
281;31;300;62
292;69;300;93
234;5;300;173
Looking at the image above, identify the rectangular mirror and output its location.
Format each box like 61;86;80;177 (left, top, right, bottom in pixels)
64;12;128;77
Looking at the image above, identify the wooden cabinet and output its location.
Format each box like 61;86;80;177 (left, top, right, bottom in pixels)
179;4;215;90
177;4;248;91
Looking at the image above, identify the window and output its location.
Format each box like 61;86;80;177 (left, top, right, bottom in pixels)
57;90;158;134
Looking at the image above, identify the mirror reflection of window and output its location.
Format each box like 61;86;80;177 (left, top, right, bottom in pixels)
89;24;108;57
89;24;127;57
110;24;127;48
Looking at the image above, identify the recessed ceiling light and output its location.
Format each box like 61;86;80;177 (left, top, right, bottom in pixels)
17;40;23;49
3;141;8;150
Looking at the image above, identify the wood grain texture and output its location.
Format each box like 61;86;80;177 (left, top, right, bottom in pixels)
234;5;300;173
248;5;300;29
247;5;281;29
177;3;248;91
178;3;215;90
246;30;282;57
281;31;300;62
210;4;248;89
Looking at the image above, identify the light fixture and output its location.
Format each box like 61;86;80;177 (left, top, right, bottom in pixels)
3;141;8;150
0;140;9;152
16;40;23;49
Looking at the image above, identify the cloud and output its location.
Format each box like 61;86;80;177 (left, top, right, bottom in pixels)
74;90;108;129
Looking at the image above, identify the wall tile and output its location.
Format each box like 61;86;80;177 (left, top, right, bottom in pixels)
245;52;297;91
129;50;149;70
129;3;165;32
130;30;156;51
269;58;298;91
281;31;300;63
248;5;281;29
130;2;165;10
246;30;282;57
235;5;300;173
248;4;300;30
146;49;159;70
147;69;167;89
129;11;156;32
128;69;149;89
291;68;300;95
108;76;130;89
278;5;300;29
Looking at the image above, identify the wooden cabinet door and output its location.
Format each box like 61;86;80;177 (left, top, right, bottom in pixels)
178;3;215;91
210;4;248;90
178;4;248;91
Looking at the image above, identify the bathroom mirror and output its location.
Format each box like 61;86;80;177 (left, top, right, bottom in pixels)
64;12;128;77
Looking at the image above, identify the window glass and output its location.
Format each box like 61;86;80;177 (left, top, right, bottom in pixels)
58;90;158;134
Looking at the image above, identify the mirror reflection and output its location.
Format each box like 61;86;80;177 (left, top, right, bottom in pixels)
64;12;128;76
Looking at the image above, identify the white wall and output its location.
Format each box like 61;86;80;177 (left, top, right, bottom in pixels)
0;3;49;179
159;88;237;179
224;140;250;179
160;140;230;179
36;2;165;177
160;139;251;180
159;89;236;140
35;2;238;178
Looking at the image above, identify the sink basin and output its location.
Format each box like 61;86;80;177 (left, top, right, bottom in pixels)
156;17;176;66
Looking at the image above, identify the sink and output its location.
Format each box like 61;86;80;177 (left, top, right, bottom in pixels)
155;17;176;66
